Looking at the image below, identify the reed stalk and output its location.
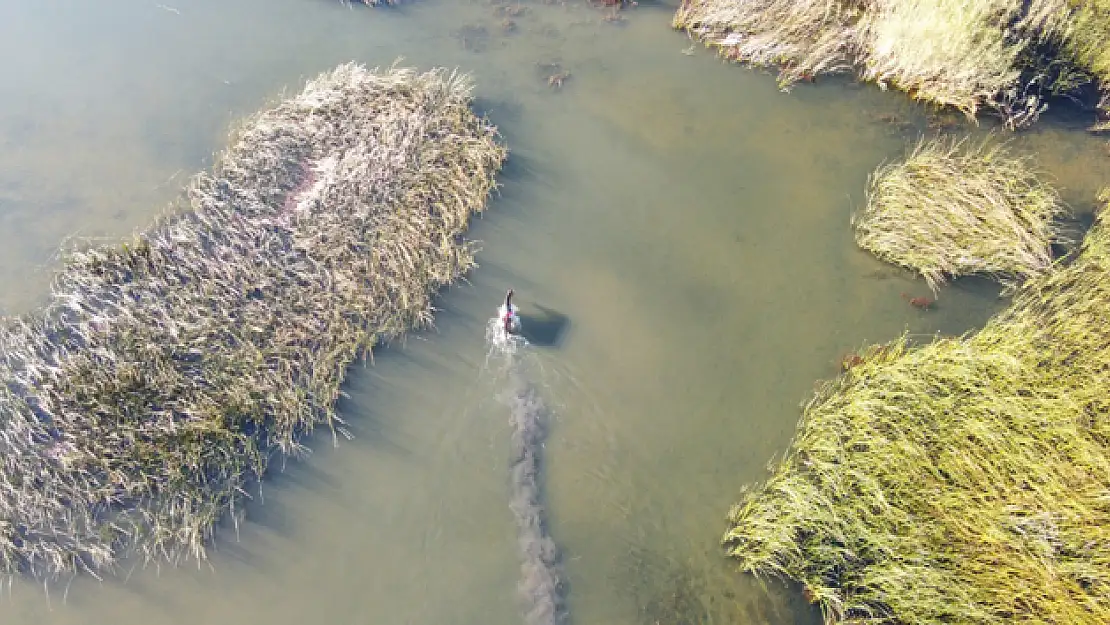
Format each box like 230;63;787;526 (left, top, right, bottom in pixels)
0;62;507;582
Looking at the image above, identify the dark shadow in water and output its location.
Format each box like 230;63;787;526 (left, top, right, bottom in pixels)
192;345;421;572
943;274;1006;299
1033;82;1106;129
471;261;547;304
335;351;417;459
493;150;554;203
375;335;457;378
226;435;342;545
1055;211;1098;259
262;451;342;497
101;444;346;609
470;97;565;209
517;304;570;348
634;0;684;12
902;275;1006;341
473;95;524;126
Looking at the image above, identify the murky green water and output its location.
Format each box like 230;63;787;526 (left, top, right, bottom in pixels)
2;0;1109;623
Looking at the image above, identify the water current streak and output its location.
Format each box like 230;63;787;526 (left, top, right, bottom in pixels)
500;345;569;625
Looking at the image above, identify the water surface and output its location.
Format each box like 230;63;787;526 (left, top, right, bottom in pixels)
2;1;1109;624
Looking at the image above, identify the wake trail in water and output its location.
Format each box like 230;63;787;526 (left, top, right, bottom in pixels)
486;319;569;625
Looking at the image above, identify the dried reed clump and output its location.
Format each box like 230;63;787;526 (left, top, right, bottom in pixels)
0;62;506;581
855;0;1058;123
723;196;1110;624
853;134;1066;293
673;0;1110;127
672;0;867;88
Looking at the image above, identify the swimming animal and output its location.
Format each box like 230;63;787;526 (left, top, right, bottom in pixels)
500;288;522;335
902;292;935;310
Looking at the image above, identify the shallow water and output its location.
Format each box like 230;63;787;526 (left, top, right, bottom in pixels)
2;0;1110;623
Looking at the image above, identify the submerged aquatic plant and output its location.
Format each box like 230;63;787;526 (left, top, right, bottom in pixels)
0;62;506;581
853;134;1066;292
724;194;1110;624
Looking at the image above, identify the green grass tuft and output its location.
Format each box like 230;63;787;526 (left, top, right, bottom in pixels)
853;134;1067;293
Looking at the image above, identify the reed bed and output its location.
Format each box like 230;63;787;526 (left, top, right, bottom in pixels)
855;0;1062;123
671;0;866;88
673;0;1108;127
0;62;506;581
853;134;1066;293
723;194;1110;624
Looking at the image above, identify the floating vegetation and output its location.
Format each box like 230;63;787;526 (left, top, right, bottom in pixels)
723;194;1110;623
535;62;571;91
547;71;571;90
0;62;506;582
494;3;528;18
853;135;1066;293
672;0;1110;127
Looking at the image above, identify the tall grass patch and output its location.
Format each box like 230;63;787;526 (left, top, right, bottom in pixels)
674;0;1110;127
723;193;1110;624
0;62;507;581
853;134;1066;292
